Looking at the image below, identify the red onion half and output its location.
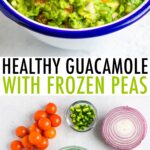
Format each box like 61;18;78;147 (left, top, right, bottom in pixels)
102;106;147;150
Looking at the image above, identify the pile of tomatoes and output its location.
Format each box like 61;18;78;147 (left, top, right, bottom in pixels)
10;103;61;150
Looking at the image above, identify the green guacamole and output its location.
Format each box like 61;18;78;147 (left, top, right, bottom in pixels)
8;0;144;29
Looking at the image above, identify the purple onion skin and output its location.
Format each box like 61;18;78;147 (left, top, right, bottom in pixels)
101;106;147;150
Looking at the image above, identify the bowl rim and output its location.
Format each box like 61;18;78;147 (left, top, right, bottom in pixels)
1;0;150;38
66;100;98;132
59;146;87;150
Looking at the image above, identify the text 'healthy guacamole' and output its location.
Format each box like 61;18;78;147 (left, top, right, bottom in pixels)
9;0;144;29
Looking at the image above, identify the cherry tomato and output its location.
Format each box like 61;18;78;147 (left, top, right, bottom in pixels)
49;114;61;127
28;132;42;146
29;123;42;133
45;103;57;114
37;137;49;149
21;135;33;149
34;110;47;121
26;146;36;150
43;127;56;139
16;126;29;138
38;118;51;131
10;140;23;150
26;148;35;150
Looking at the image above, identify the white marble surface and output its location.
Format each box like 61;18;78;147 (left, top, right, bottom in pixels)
0;12;150;56
0;96;150;150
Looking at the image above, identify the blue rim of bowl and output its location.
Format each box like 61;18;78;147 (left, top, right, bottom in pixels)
0;0;150;38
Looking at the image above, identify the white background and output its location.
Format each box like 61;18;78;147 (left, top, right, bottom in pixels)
0;96;150;150
0;8;150;150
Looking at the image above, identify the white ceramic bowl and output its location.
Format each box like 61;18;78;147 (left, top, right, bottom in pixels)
0;0;150;50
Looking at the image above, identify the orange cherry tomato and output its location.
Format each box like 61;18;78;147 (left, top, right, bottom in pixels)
16;126;29;138
49;114;61;127
37;137;49;149
21;135;33;149
34;110;47;121
26;147;35;150
28;132;42;146
29;123;42;133
38;118;51;131
43;127;56;139
10;140;23;150
45;103;57;114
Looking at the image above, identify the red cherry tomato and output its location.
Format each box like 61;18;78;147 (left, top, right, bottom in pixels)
37;137;49;149
21;135;33;149
45;103;57;114
34;110;47;121
49;114;61;127
28;132;42;145
10;140;23;150
43;127;56;139
16;126;29;138
38;118;51;131
29;123;42;133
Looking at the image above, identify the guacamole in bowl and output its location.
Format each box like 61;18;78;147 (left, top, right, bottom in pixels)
8;0;144;29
